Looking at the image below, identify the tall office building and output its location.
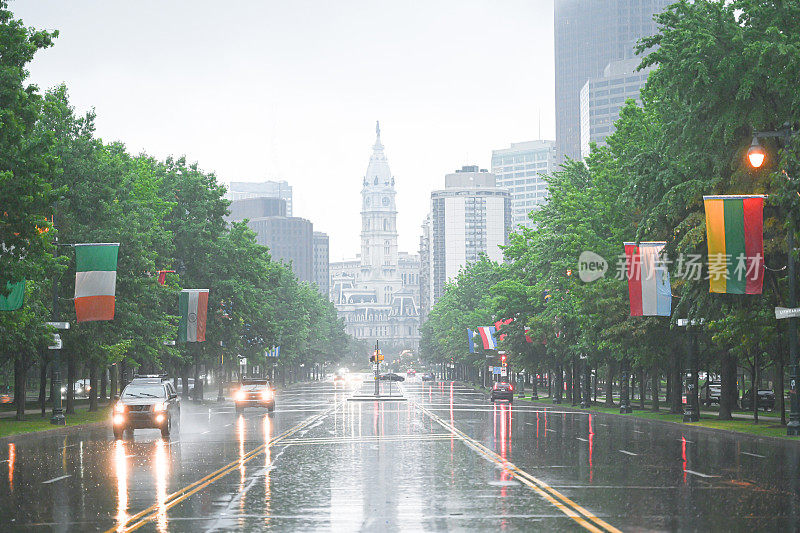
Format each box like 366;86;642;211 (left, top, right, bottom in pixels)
423;166;511;305
554;0;670;163
227;180;294;216
329;123;420;355
246;217;314;283
580;58;654;158
313;231;330;297
491;140;556;229
226;197;286;222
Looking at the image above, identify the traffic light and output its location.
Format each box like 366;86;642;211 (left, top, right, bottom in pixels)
500;354;507;365
370;354;376;363
371;349;384;363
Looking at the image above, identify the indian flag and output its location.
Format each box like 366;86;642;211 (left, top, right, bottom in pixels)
178;289;209;342
704;195;765;294
624;242;671;316
74;243;119;322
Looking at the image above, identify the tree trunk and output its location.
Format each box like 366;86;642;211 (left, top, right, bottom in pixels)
670;354;682;414
110;364;118;399
639;369;646;409
604;363;615;407
719;352;737;420
100;366;108;402
66;350;75;415
89;364;98;412
14;351;27;421
777;346;786;426
39;358;48;417
651;369;660;412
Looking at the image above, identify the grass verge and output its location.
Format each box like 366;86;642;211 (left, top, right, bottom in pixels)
0;405;110;438
464;383;793;440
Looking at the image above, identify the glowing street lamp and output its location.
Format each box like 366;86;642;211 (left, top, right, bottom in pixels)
747;136;766;169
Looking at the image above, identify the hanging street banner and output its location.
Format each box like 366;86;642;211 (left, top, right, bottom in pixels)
178;289;209;342
0;280;25;311
74;243;119;322
624;242;671;316
776;307;800;320
703;195;765;294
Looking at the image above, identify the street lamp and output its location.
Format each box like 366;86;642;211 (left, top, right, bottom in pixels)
747;136;766;169
747;125;799;436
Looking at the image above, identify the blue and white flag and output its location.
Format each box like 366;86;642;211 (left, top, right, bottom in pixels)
467;329;477;353
266;346;281;358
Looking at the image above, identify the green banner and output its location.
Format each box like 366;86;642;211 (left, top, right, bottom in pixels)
0;280;25;311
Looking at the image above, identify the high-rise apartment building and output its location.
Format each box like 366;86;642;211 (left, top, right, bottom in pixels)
227;180;294;216
422;166;511;306
554;0;670;163
491;140;556;229
246;217;314;283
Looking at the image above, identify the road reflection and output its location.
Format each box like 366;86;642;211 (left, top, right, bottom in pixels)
7;443;14;493
263;414;272;528
114;439;128;531
154;439;169;532
237;414;246;529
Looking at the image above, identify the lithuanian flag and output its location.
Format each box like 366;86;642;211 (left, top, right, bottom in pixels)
703;195;765;294
74;243;119;321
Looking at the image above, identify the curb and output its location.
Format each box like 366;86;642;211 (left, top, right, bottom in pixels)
0;420;107;445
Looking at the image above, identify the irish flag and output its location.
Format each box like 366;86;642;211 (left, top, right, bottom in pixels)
624;242;671;316
179;289;209;342
703;195;765;294
74;243;119;322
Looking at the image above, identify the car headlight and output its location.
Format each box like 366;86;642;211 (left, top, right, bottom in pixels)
235;390;246;401
261;389;272;400
153;402;166;412
114;402;126;413
113;414;125;425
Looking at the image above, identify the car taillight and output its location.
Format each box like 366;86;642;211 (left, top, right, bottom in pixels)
509;384;513;391
493;383;499;390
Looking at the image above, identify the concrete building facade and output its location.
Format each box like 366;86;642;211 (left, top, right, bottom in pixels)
313;231;330;296
491;140;556;229
421;166;511;307
227;180;294;216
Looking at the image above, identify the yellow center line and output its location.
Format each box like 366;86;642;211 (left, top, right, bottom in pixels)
415;402;621;533
107;404;337;533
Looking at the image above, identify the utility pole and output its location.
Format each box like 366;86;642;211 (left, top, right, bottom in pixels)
50;231;65;426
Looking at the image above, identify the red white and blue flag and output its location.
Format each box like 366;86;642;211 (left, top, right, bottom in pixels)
467;326;499;351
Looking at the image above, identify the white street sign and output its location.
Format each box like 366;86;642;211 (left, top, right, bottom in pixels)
48;333;62;350
677;318;705;327
240;358;247;366
46;321;70;330
776;307;800;319
501;367;507;377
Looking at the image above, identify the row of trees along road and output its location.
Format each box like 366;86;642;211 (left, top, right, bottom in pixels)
0;2;349;421
421;0;800;424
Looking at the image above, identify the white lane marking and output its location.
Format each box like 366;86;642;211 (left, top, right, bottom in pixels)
42;475;71;484
678;438;694;443
0;459;8;463
684;469;719;478
633;430;644;434
576;437;588;442
618;450;638;456
545;429;556;433
741;452;765;458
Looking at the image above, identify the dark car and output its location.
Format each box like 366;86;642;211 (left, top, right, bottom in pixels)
701;381;722;406
490;382;514;403
113;375;180;439
741;389;775;411
234;379;276;414
421;372;435;382
379;373;405;382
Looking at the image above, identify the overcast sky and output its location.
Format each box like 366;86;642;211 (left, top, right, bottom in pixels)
13;0;555;261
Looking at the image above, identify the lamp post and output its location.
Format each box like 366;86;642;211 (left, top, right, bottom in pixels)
678;319;700;422
747;126;799;436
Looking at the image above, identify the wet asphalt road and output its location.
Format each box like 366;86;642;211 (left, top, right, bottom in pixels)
1;377;800;532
